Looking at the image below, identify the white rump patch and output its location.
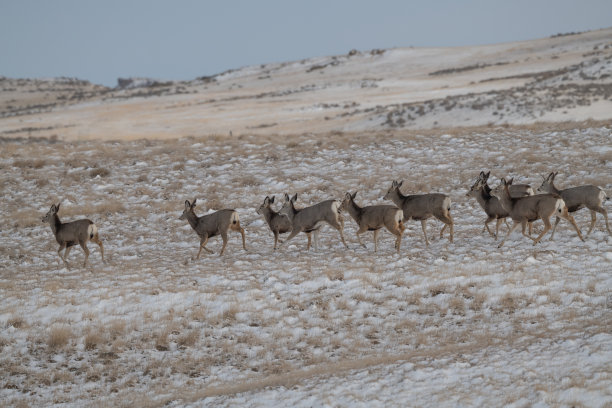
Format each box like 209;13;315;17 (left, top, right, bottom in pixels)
443;197;452;211
88;224;98;239
598;188;607;203
395;210;404;224
555;199;565;214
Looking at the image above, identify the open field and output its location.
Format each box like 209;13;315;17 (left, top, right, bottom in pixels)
0;123;611;406
1;27;612;407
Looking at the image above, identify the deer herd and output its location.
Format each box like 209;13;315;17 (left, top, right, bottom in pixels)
42;172;610;266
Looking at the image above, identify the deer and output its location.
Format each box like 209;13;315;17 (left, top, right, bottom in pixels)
383;180;453;246
490;178;584;248
256;195;292;250
466;171;534;239
179;198;246;258
537;172;610;238
339;192;405;253
278;193;348;251
42;202;105;267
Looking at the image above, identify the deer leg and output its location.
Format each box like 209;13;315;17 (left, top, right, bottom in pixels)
79;240;90;267
57;242;67;264
484;216;495;236
494;218;504;240
528;221;533;236
437;213;454;243
549;216;561;241
595;206;611;235
197;235;212;259
273;231;279;250
420;220;430;246
356;225;368;248
532;217;552;245
91;235;105;263
586;210;597;236
329;219;349;249
219;233;229;256
560;211;584;242
373;229;380;252
231;221;247;250
498;221;521;248
279;229;301;249
63;245;72;261
306;232;312;251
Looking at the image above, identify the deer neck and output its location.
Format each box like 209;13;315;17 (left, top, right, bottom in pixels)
281;202;297;223
475;187;490;207
184;210;200;231
548;181;561;195
389;189;405;207
48;214;62;236
345;199;363;222
261;207;274;225
497;186;515;212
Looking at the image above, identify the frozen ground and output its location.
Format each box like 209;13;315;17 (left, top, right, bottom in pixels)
0;125;611;406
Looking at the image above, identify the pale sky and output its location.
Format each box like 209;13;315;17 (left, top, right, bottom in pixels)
1;0;610;87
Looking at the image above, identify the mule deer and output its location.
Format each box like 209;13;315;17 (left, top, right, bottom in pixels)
179;198;246;258
340;192;404;253
42;203;104;267
383;180;453;245
256;195;292;250
537;172;610;238
278;193;348;250
466;171;534;239
490;178;584;248
478;171;534;198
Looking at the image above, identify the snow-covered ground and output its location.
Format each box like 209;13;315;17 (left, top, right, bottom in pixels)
1;125;611;406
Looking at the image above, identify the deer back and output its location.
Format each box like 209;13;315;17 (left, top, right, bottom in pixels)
401;193;450;220
293;199;341;231
196;209;237;237
558;185;606;211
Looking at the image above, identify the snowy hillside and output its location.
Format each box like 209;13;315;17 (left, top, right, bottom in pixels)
1;29;612;140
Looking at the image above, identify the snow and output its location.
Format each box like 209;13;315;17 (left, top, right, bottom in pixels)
1;125;611;406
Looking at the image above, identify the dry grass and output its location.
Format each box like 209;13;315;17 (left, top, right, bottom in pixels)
0;122;610;406
47;325;73;350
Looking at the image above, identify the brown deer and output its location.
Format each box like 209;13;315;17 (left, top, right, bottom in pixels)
278;193;348;251
466;171;534;239
42;203;104;267
256;195;292;250
340;192;404;253
490;178;584;248
537;172;610;238
179;198;246;258
383;180;453;245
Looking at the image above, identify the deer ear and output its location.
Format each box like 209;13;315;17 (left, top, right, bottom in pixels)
351;191;357;199
291;194;298;203
553;172;558;179
55;203;60;211
50;204;57;212
485;171;490;179
270;196;275;203
398;180;403;188
184;200;191;209
283;193;290;201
